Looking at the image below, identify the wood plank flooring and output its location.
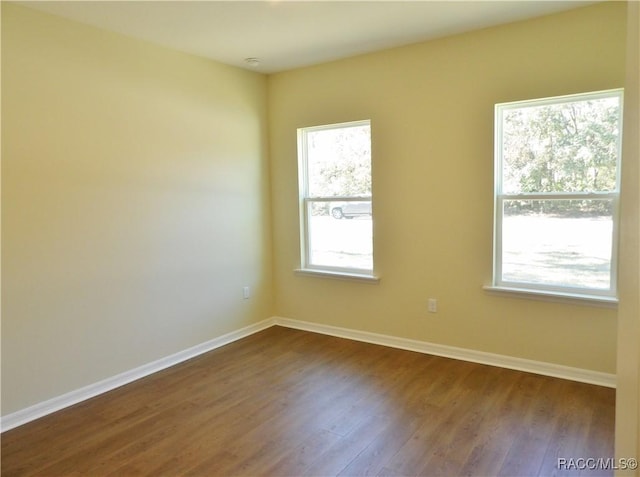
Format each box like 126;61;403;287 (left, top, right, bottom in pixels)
1;326;615;476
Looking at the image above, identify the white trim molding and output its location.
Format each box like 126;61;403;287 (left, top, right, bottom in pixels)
0;319;273;432
483;285;619;308
295;268;380;283
272;316;616;388
2;316;615;432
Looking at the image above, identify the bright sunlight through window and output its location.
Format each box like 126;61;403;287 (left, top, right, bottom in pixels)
493;89;623;300
297;120;373;276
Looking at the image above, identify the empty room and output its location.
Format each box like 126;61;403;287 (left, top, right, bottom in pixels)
2;1;639;476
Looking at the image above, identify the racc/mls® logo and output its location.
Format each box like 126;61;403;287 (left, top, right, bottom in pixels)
557;457;638;471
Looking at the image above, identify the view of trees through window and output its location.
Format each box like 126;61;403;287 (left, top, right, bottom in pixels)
502;96;620;214
496;91;622;292
299;121;373;273
307;125;371;198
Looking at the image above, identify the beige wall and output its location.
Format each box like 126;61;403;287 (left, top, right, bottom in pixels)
268;2;626;373
1;4;273;415
616;1;640;471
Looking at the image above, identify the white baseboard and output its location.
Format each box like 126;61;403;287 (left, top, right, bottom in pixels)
2;315;615;432
272;316;617;388
0;318;274;432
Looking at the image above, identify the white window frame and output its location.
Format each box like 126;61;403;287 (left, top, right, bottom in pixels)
296;120;376;280
491;89;623;302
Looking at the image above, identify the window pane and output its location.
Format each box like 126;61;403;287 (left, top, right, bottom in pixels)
501;199;613;290
307;200;372;271
307;125;371;197
501;96;620;194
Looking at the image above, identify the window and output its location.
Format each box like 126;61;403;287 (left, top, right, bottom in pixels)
493;89;623;300
297;120;374;277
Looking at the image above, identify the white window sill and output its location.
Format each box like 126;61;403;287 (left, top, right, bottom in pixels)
483;285;618;308
295;268;380;284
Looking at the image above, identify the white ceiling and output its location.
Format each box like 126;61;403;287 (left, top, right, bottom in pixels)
20;1;596;74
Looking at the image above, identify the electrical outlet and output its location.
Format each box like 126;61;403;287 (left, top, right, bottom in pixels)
243;286;250;299
428;298;437;313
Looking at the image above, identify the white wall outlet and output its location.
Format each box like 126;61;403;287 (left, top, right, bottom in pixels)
243;286;250;299
428;298;437;313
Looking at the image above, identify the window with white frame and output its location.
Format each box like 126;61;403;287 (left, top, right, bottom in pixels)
493;89;623;299
297;120;373;276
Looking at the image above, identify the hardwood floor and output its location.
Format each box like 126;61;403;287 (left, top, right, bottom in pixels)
1;326;615;476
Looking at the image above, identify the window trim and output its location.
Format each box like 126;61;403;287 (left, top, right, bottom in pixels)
492;89;624;300
297;119;376;279
482;285;618;308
